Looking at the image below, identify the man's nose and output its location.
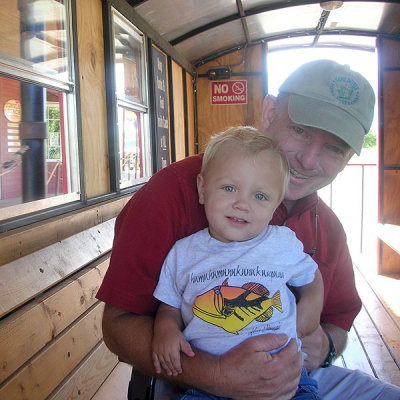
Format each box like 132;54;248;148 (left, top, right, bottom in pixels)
297;141;322;170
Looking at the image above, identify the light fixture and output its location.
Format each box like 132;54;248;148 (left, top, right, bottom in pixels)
320;1;343;11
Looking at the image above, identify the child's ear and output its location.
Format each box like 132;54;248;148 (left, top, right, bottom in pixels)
197;174;205;204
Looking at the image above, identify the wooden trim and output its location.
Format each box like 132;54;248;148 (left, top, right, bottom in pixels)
0;220;115;319
0;257;109;383
0;195;130;267
48;341;118;400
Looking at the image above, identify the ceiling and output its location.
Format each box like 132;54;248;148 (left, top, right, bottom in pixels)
128;0;400;66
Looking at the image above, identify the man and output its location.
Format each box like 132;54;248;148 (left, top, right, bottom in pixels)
97;60;400;400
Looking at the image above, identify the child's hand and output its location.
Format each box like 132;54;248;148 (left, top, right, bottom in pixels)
152;330;195;376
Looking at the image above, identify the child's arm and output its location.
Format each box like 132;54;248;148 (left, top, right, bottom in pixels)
293;269;324;339
152;302;195;376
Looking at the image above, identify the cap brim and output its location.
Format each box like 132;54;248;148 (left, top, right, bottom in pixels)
288;94;365;155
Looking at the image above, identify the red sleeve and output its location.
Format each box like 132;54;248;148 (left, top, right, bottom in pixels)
96;156;207;316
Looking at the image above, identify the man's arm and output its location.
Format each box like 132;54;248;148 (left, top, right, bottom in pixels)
102;303;303;400
301;322;347;372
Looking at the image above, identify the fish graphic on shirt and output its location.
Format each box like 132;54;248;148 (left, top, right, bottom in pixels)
192;278;282;334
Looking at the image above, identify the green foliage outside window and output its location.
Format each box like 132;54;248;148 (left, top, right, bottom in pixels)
363;130;377;148
46;105;61;160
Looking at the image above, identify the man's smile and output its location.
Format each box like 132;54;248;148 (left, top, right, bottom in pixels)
289;167;310;179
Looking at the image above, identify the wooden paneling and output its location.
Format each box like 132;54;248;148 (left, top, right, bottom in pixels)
382;71;400;166
196;45;265;151
0;0;20;57
48;342;118;400
378;38;400;274
0;196;129;267
0;220;114;318
0;257;109;383
0;303;104;400
76;0;110;198
172;60;185;161
186;72;195;156
383;170;400;224
380;38;400;68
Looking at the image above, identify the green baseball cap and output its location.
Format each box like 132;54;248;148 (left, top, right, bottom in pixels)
279;59;375;155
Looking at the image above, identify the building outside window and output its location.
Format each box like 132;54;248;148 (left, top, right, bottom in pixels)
0;0;79;225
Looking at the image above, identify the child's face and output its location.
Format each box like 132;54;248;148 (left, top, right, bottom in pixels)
197;145;283;243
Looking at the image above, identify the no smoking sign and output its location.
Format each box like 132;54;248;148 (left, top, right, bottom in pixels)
211;80;247;105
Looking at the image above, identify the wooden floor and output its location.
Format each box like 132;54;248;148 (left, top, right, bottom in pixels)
92;254;400;400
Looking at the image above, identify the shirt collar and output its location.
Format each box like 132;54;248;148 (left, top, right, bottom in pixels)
271;192;319;226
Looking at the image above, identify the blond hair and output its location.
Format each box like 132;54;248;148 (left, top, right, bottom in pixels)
201;126;289;203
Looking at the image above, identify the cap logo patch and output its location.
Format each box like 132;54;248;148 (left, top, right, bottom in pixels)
329;76;360;105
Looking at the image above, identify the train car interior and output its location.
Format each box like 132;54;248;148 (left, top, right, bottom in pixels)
0;0;399;399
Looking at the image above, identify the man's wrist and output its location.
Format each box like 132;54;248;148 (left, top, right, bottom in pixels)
321;330;336;368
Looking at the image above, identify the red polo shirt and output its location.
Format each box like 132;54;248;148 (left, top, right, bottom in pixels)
97;154;361;331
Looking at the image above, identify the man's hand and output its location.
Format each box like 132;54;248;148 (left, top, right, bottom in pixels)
301;323;347;372
102;304;302;400
194;334;302;400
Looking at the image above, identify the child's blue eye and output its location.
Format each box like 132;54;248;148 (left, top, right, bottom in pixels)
223;185;235;192
255;193;266;201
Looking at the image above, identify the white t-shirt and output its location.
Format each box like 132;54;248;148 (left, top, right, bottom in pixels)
153;225;317;355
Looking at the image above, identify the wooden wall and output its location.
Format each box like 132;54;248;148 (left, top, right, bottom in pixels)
172;60;186;161
0;0;193;399
196;45;265;151
377;38;400;275
0;196;130;400
77;0;110;198
186;71;196;156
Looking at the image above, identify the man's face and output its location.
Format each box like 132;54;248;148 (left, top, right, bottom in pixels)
265;98;354;204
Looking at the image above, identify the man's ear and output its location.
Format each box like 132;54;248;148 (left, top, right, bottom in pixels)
197;174;205;204
259;95;277;133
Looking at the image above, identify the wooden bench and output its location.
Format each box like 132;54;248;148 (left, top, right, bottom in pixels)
0;196;130;400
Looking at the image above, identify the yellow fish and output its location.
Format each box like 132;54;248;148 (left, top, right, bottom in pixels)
192;278;282;334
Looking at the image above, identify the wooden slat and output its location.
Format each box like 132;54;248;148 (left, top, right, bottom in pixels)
0;219;114;319
76;0;110;198
334;326;376;377
382;71;400;167
186;71;195;156
91;362;133;400
0;303;104;400
0;257;109;383
48;341;118;400
172;59;185;162
0;196;129;267
353;306;400;386
354;268;400;386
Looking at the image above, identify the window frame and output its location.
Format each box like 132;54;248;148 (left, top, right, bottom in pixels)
103;3;153;194
0;0;84;232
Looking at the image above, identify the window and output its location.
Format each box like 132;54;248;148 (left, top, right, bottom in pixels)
0;0;79;225
112;9;151;189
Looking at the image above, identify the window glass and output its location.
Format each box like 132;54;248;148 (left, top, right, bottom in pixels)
112;10;151;189
2;0;69;82
0;0;79;224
